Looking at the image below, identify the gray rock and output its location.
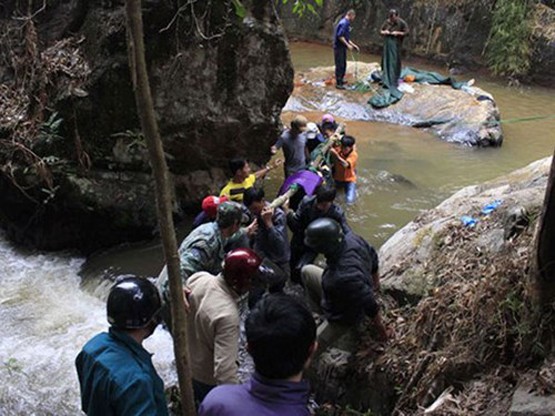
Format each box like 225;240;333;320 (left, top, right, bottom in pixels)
380;157;553;304
510;382;555;416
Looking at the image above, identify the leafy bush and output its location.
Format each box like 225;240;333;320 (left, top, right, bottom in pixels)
486;0;533;79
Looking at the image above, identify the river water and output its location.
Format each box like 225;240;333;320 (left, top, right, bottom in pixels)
1;41;554;414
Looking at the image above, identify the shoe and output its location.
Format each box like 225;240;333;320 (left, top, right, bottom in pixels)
335;84;346;90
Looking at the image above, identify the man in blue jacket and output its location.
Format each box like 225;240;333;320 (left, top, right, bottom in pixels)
333;9;359;89
199;293;316;416
75;277;168;416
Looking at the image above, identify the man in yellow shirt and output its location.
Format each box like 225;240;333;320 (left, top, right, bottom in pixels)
220;157;281;202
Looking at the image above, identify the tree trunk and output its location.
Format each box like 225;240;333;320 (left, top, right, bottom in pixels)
532;148;555;306
124;1;196;415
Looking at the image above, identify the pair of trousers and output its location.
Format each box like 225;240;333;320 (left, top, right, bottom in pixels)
335;180;357;204
301;264;354;359
334;47;347;85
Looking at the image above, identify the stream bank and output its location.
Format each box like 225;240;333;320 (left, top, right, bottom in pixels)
310;157;555;415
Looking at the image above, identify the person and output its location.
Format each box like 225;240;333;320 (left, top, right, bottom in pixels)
157;201;256;329
76;277;168;416
330;135;358;204
186;248;263;405
285;184;350;284
199;293;316;416
301;218;391;357
305;122;326;155
192;195;229;229
220;157;281;203
379;9;409;90
333;9;359;90
243;187;290;275
271;115;308;178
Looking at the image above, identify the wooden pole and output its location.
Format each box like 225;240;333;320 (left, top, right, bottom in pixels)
123;1;196;414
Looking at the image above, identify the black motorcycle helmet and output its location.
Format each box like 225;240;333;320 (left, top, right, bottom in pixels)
107;277;162;329
304;218;344;256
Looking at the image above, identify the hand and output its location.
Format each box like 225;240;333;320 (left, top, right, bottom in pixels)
382;30;391;35
246;218;258;238
353;44;360;52
282;198;290;212
261;206;274;228
347;44;353;51
270;145;277;155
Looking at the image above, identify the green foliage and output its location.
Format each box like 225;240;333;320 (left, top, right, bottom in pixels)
38;112;64;145
486;0;533;79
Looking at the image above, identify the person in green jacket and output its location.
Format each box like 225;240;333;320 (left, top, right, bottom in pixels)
379;9;409;90
75;277;168;416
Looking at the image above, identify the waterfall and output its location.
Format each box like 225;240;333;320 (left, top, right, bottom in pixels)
0;232;176;415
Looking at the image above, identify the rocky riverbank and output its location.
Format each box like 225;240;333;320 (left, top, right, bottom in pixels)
312;156;555;415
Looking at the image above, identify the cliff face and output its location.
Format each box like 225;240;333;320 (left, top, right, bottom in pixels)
0;0;293;251
278;0;555;85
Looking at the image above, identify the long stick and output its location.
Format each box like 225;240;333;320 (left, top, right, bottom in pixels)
124;1;196;415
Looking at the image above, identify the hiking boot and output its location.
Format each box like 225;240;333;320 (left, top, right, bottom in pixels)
335;84;346;90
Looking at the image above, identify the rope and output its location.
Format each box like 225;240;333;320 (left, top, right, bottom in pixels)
487;114;555;126
350;50;359;82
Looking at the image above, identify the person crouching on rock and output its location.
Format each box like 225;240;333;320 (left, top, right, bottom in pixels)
301;218;392;358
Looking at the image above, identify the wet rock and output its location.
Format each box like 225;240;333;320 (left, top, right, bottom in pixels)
380;157;552;304
0;1;293;251
285;62;502;146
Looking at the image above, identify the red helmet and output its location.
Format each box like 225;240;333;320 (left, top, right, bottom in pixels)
223;248;262;294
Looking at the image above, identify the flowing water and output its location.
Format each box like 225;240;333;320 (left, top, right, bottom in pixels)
1;41;554;414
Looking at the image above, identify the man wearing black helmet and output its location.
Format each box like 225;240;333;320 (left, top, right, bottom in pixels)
75;277;168;416
302;218;391;357
185;248;264;406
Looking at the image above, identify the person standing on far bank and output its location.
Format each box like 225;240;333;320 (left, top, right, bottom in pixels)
333;9;359;90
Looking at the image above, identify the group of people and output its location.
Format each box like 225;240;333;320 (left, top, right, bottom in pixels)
75;109;390;414
333;9;409;90
73;11;408;413
271;113;359;205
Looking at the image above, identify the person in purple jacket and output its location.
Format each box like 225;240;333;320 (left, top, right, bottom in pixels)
198;293;317;416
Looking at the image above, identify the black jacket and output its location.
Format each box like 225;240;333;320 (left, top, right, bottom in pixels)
322;232;379;325
287;195;351;248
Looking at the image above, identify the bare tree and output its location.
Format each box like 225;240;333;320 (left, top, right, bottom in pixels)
124;1;196;414
532;147;555;306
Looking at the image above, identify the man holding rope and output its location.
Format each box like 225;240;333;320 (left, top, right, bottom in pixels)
333;9;359;90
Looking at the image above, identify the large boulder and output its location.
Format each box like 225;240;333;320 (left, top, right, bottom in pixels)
284;62;502;146
380;157;552;302
0;1;293;252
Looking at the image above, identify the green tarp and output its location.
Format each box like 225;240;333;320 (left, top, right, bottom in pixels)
369;36;403;108
368;62;467;109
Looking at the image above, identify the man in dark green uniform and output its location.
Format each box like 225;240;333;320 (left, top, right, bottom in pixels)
379;9;409;90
